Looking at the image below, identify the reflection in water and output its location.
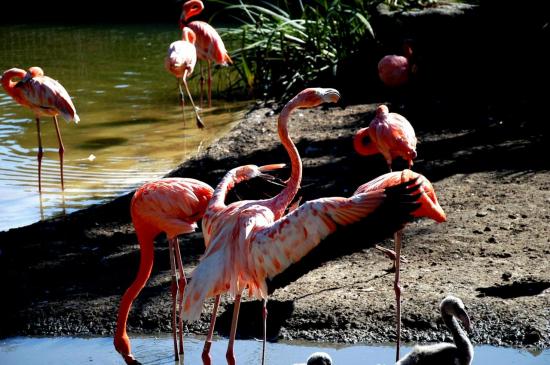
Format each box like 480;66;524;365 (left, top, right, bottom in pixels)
0;336;548;365
0;24;247;231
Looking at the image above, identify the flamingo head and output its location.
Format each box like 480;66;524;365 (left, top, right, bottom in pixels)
182;27;196;44
233;163;286;183
114;333;139;364
440;295;471;332
298;88;340;108
376;104;389;117
180;0;204;25
22;66;44;82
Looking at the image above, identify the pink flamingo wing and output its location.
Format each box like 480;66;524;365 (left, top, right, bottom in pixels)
250;191;386;280
20;76;78;122
188;21;230;64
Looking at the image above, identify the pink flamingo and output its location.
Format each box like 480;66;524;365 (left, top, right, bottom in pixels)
114;169;281;364
165;27;205;129
353;105;417;171
180;0;233;108
378;42;414;87
355;169;446;361
1;66;79;192
183;88;341;365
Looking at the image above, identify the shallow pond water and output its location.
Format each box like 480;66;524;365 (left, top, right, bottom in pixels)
0;24;246;231
0;336;548;365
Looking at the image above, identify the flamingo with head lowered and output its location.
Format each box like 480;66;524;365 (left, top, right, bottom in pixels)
165;27;205;129
180;0;232;108
1;66;79;192
113;167;280;364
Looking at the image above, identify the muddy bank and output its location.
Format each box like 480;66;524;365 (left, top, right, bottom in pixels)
0;100;548;350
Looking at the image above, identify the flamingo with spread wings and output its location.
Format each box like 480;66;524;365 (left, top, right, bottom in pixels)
183;88;340;365
1;66;79;192
180;0;232;108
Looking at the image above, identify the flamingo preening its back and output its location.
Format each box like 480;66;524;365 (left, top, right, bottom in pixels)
165;27;205;129
180;0;232;108
1;66;79;192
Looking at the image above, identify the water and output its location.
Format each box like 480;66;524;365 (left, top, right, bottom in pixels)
0;24;246;231
0;336;548;365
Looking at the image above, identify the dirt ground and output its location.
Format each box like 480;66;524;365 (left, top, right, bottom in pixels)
0;100;548;352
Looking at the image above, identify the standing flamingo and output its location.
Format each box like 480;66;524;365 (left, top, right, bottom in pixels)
165;27;205;129
1;66;79;192
378;42;414;87
183;88;341;365
355;169;446;361
180;0;232;108
353;105;417;171
114;177;213;364
113;168;282;365
353;104;419;360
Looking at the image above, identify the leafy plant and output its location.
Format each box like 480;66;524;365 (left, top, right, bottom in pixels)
212;0;377;101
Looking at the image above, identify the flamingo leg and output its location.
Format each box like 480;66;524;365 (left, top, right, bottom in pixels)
394;229;403;362
199;62;205;109
35;117;43;193
226;292;242;365
172;238;186;357
182;69;205;129
52;116;65;191
168;239;180;362
261;299;267;365
178;78;186;127
202;294;221;365
207;60;212;108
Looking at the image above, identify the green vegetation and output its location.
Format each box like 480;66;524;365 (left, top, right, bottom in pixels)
210;0;441;101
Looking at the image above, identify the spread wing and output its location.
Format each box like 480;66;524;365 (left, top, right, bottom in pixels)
249;191;387;281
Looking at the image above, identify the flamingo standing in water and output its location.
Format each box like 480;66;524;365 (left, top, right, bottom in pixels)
1;66;79;192
165;27;205;129
183;88;341;365
180;0;232;108
114;177;213;364
378;42;414;87
114;169;281;364
353;105;417;171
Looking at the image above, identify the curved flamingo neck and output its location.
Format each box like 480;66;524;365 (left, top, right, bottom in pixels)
353;127;379;156
442;312;473;361
209;169;250;212
267;98;303;218
182;0;204;22
114;225;156;355
1;68;26;101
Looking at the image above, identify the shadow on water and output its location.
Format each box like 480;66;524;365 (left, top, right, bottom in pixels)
77;137;129;150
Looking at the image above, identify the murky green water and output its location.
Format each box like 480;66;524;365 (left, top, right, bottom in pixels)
0;24;247;231
0;336;548;365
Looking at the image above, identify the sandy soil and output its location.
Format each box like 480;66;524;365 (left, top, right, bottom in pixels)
0;101;548;352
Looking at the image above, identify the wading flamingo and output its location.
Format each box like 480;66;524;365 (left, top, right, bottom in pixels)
183;88;341;365
378;42;414;87
1;66;79;192
355;169;446;361
114;168;281;365
396;295;473;365
180;0;232;108
353;105;417;171
165;27;205;129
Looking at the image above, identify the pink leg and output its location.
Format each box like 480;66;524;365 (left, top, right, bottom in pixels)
202;295;221;365
172;238;186;357
182;70;205;129
35;118;44;193
226;293;242;365
394;230;403;362
207;60;212;108
261;299;267;365
177;78;186;127
52;116;65;190
199;62;205;109
168;240;180;361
